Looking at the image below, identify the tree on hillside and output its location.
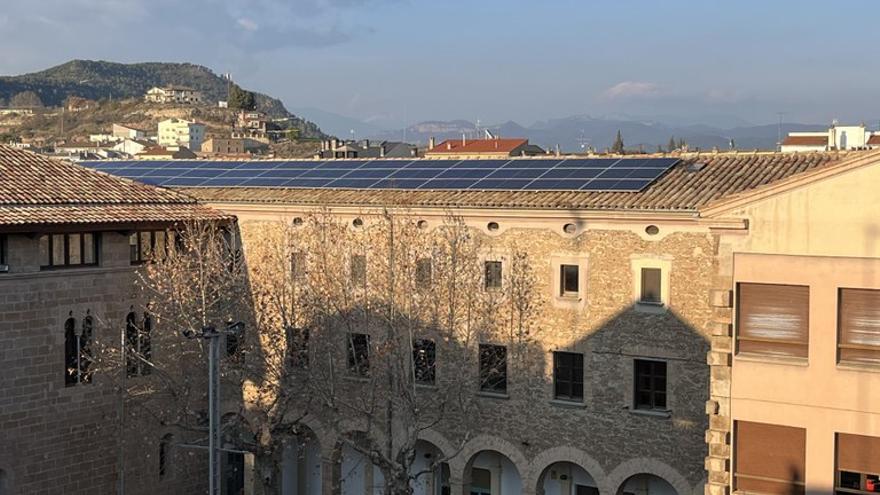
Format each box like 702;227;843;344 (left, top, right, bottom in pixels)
611;129;625;154
667;136;677;152
228;83;256;111
9;91;44;108
101;213;541;494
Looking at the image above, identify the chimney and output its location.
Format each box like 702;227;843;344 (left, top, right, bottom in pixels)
428;137;436;150
362;139;370;149
462;133;466;146
447;142;452;150
380;145;386;157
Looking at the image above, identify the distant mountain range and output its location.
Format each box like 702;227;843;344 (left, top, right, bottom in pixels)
0;60;324;137
299;108;830;152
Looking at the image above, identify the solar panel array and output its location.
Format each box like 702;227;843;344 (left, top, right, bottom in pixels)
81;157;679;192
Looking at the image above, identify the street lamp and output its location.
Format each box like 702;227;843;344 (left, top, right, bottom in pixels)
182;321;245;495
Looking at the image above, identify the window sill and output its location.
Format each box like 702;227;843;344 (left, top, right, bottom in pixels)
837;361;880;373
477;391;509;400
634;302;667;314
734;353;809;367
550;399;586;409
343;375;370;383
626;407;671;419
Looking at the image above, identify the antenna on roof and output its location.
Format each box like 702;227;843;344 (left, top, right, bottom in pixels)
485;129;496;139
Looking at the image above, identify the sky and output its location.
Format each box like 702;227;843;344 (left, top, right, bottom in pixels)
2;0;879;129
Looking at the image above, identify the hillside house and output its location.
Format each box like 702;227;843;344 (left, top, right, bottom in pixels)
144;85;203;105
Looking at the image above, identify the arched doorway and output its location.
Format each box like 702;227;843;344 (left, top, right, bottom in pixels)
411;440;450;495
334;432;384;495
281;427;322;495
616;474;677;495
537;462;599;495
464;451;522;495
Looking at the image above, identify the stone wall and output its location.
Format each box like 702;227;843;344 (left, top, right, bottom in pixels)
236;215;717;495
0;230;206;495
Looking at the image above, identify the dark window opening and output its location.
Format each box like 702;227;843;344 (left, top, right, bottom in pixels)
64;312;95;386
560;264;579;296
836;433;880;495
640;267;662;304
286;327;309;368
347;333;370;376
484;261;502;290
40;233;98;269
126;308;153;377
130;230;171;264
350;254;367;287
413;339;436;385
553;351;584;401
290;252;307;282
479;344;507;394
0;234;7;269
634;359;666;410
416;258;432;289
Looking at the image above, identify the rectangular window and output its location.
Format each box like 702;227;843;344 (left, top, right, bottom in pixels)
560;264;579;296
479;344;507;394
640;267;662;304
839;288;880;366
286;327;309;368
836;433;880;494
737;283;810;359
40;233;99;269
553;351;584;401
350;255;367;287
347;333;370;376
291;252;307;281
734;421;806;495
0;234;8;269
412;339;436;385
484;261;503;290
416;258;432;289
634;359;667;410
130;231;171;264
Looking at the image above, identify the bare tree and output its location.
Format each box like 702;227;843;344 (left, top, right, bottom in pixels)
101;211;542;495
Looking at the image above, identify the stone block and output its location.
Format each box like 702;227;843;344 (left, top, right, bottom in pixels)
711;335;732;352
705;482;729;495
707;351;731;366
710;289;733;308
710;415;731;432
705;400;719;415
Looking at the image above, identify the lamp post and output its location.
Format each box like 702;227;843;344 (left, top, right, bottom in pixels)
183;321;245;495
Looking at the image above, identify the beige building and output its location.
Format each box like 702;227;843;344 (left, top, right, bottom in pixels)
698;151;880;495
144;85;204;105
112;123;149;140
425;137;546;159
201;137;268;155
0;146;225;494
158;118;206;150
781;124;880;152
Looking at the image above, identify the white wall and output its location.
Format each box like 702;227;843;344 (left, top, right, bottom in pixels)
340;445;385;495
281;436;322;495
540;462;598;495
471;451;522;495
411;442;445;495
618;474;677;495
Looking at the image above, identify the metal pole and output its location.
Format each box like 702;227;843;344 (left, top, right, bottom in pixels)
208;328;221;495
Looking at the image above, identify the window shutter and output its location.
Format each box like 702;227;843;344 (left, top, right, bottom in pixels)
839;288;880;364
837;433;880;475
735;421;806;495
640;268;662;303
737;283;809;358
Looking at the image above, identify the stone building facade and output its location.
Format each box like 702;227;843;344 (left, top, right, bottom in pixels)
175;151;862;495
0;146;224;494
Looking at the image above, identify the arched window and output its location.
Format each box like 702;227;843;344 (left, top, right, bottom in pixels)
0;467;10;495
141;310;153;376
125;308;139;377
64;313;78;386
80;312;94;384
159;433;173;479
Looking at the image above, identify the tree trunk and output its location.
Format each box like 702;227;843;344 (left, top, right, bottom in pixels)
384;468;414;495
254;450;282;495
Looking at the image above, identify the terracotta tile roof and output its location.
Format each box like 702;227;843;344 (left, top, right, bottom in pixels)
178;152;854;213
0;146;227;226
781;135;828;146
427;138;529;155
868;135;880;145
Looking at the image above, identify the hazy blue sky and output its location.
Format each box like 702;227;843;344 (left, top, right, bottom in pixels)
2;0;879;128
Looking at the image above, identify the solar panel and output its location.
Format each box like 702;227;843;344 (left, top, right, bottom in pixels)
81;157;679;192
